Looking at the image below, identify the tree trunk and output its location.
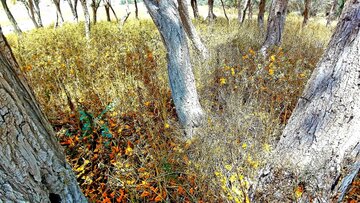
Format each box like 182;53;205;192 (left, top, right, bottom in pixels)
178;0;209;60
53;0;64;26
67;0;79;22
104;0;111;21
260;0;288;56
237;0;243;24
0;27;86;203
134;0;139;19
207;0;216;21
248;0;253;20
143;0;205;135
327;0;338;26
21;0;40;28
302;0;311;26
241;0;251;24
119;0;131;27
33;0;43;27
91;0;99;24
257;0;266;29
0;0;22;34
80;0;91;39
219;0;229;24
191;0;200;19
253;0;360;201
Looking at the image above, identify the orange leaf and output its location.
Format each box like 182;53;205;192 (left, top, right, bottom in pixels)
102;197;111;203
154;195;162;202
177;186;185;195
189;188;194;195
140;191;151;198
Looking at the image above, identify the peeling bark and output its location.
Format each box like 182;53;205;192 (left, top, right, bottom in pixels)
178;0;209;60
253;0;360;201
260;0;288;55
0;28;86;202
0;0;22;34
144;0;205;135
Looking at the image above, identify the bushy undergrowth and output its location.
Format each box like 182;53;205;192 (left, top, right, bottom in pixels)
6;16;339;202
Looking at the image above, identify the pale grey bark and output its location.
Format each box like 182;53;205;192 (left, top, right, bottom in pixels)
253;0;360;201
327;0;338;26
0;0;22;34
80;0;91;39
144;0;205;134
20;0;40;28
53;0;64;27
67;0;79;22
260;0;288;55
178;0;209;60
33;0;43;27
0;27;86;203
237;0;243;24
207;0;216;21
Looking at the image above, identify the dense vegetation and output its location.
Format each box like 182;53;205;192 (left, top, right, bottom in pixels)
6;16;358;202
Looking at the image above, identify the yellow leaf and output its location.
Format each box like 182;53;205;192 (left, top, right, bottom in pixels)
263;143;272;152
269;69;274;76
75;159;90;172
242;143;247;149
219;78;226;85
225;164;232;171
231;68;235;76
270;55;276;62
295;186;303;198
164;123;170;129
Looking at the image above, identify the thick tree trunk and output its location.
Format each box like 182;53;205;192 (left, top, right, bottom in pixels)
302;0;311;26
207;0;217;21
144;0;205;135
253;0;360;201
80;0;91;39
67;0;79;22
0;0;22;34
260;0;288;55
134;0;139;19
258;0;266;28
0;27;86;202
178;0;209;60
191;0;200;19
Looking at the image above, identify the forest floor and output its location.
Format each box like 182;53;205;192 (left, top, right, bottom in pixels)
4;9;359;203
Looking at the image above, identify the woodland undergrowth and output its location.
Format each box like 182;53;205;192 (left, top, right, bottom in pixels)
6;16;359;202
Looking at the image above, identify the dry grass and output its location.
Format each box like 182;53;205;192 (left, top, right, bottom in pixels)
6;15;334;202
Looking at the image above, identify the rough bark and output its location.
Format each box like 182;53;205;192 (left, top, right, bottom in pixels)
143;0;205;134
258;0;266;28
253;0;360;201
178;0;209;60
0;27;86;203
260;0;288;56
207;0;217;21
80;0;91;39
67;0;79;22
0;0;22;34
302;0;311;26
191;0;200;19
